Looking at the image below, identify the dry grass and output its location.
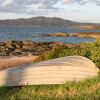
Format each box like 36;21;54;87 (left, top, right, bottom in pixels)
70;32;100;39
0;56;38;70
48;33;68;37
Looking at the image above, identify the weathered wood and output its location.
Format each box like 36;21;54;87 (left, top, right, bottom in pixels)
0;56;99;86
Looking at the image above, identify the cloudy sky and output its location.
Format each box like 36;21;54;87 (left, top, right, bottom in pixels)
0;0;100;23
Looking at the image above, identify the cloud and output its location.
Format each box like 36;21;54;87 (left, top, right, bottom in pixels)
0;0;100;14
92;0;100;6
0;0;13;7
0;0;60;14
62;0;100;5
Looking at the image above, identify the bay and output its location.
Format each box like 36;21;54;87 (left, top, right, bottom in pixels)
0;26;100;44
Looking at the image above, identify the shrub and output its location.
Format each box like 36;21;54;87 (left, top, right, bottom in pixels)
38;40;100;69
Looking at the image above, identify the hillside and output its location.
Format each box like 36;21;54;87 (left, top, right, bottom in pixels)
0;17;90;27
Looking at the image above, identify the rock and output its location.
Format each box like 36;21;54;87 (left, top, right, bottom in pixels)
0;56;99;86
0;40;66;57
23;40;33;45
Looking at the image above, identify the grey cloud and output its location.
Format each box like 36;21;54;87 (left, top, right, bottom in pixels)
0;0;59;14
91;0;100;6
63;0;100;5
75;0;87;5
75;0;100;5
0;0;3;3
0;0;100;14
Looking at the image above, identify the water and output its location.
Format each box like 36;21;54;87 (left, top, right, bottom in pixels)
0;26;100;44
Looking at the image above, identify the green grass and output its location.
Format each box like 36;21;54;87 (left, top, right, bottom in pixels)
0;73;100;100
38;40;100;69
0;40;100;100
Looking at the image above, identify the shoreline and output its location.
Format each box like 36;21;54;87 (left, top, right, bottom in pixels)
0;40;65;57
0;40;64;70
0;40;81;70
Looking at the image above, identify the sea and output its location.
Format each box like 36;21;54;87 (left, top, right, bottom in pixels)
0;26;100;44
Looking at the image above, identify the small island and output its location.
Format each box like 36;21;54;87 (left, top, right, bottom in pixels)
70;32;100;39
43;32;100;39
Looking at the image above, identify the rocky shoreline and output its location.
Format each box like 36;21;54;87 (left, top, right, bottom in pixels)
0;40;81;70
1;32;100;57
0;33;99;57
0;40;65;57
0;40;81;57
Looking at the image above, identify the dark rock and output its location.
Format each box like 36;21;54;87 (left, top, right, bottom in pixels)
0;40;65;56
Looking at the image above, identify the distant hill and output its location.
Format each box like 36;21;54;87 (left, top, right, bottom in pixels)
0;17;99;27
0;17;81;27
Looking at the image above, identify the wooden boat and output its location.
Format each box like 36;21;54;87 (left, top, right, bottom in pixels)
0;56;99;86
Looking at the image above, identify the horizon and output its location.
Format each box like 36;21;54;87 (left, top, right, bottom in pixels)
0;0;100;23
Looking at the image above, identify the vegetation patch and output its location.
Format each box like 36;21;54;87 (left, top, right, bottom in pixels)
37;40;100;69
70;32;100;39
44;32;69;37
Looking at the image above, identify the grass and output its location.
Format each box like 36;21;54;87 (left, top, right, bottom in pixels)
0;73;100;100
0;40;100;100
37;40;100;69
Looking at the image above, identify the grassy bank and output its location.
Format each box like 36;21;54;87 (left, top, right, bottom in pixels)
0;40;100;100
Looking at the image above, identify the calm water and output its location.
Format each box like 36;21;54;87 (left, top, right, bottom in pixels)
0;26;100;44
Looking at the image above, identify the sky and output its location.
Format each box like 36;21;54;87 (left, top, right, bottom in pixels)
0;0;100;23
